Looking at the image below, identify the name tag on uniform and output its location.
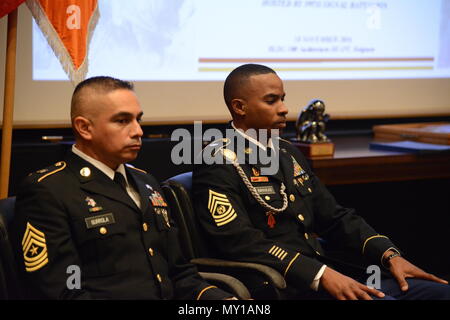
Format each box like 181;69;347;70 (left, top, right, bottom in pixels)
85;213;115;229
255;186;276;195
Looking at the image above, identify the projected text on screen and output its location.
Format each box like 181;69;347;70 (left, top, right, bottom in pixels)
33;0;450;81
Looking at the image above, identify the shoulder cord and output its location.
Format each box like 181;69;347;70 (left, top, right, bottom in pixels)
231;160;288;214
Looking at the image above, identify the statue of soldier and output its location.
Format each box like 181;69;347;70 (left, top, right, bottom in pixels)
295;99;330;143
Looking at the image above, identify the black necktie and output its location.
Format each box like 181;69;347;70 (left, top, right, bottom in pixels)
113;172;128;193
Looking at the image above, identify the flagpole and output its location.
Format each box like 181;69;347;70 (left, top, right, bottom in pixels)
0;8;18;199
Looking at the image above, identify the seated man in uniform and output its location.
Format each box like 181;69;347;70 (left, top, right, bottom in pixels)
192;63;450;300
11;76;234;300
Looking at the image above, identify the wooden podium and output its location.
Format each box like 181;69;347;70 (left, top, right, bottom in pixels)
291;140;335;158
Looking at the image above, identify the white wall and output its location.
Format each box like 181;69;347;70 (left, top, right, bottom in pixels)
1;5;449;128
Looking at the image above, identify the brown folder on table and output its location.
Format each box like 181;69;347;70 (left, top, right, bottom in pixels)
373;122;450;145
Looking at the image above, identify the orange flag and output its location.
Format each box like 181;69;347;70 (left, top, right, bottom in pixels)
26;0;99;85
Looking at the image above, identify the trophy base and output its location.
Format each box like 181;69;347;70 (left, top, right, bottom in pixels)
291;141;335;159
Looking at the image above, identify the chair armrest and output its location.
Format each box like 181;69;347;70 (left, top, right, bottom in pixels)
192;258;286;290
199;272;251;300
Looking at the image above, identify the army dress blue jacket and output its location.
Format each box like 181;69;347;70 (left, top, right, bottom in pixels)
12;151;231;300
192;129;399;293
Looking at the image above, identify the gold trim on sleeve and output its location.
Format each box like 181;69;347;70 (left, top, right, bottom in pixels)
362;235;389;255
283;252;300;277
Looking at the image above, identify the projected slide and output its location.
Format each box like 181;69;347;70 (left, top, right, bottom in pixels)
33;0;450;81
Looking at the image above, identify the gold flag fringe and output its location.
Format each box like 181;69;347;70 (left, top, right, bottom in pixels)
26;0;99;86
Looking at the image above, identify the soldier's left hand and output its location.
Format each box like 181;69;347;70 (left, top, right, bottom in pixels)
388;256;449;291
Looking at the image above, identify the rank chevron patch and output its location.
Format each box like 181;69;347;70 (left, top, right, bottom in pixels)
22;222;49;272
208;190;237;226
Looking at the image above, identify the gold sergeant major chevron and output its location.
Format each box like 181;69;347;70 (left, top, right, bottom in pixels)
22;222;49;272
208;190;237;226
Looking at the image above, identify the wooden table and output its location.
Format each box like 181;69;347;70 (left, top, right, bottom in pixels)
307;135;450;185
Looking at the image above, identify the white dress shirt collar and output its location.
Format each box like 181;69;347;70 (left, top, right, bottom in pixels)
71;145;128;183
231;121;275;151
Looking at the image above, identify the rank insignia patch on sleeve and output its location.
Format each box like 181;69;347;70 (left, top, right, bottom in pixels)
208;190;237;226
22;222;49;272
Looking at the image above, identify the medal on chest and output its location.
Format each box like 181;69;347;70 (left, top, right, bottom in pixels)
149;190;167;207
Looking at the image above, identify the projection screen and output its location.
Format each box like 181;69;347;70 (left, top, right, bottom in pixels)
1;0;449;127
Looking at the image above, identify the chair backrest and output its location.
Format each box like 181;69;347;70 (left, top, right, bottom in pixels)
162;173;255;299
162;172;288;299
161;172;210;259
0;197;24;299
161;177;196;260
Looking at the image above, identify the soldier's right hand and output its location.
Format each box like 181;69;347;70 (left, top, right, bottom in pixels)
320;267;385;300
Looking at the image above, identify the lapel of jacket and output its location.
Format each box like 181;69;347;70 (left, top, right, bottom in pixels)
225;125;295;193
125;166;150;214
65;152;141;213
243;137;293;188
277;142;296;192
229;128;287;185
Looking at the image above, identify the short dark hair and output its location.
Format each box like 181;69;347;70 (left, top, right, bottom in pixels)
223;64;276;108
71;76;134;120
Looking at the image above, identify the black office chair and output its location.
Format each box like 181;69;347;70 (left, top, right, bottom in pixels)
162;172;287;300
0;197;24;300
157;180;252;299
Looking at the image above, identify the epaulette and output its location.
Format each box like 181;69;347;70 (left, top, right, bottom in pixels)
125;164;147;174
202;138;230;151
201;138;238;162
29;161;67;183
278;137;292;145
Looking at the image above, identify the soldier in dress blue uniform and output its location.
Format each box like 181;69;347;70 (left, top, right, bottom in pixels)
11;76;234;300
192;64;450;300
